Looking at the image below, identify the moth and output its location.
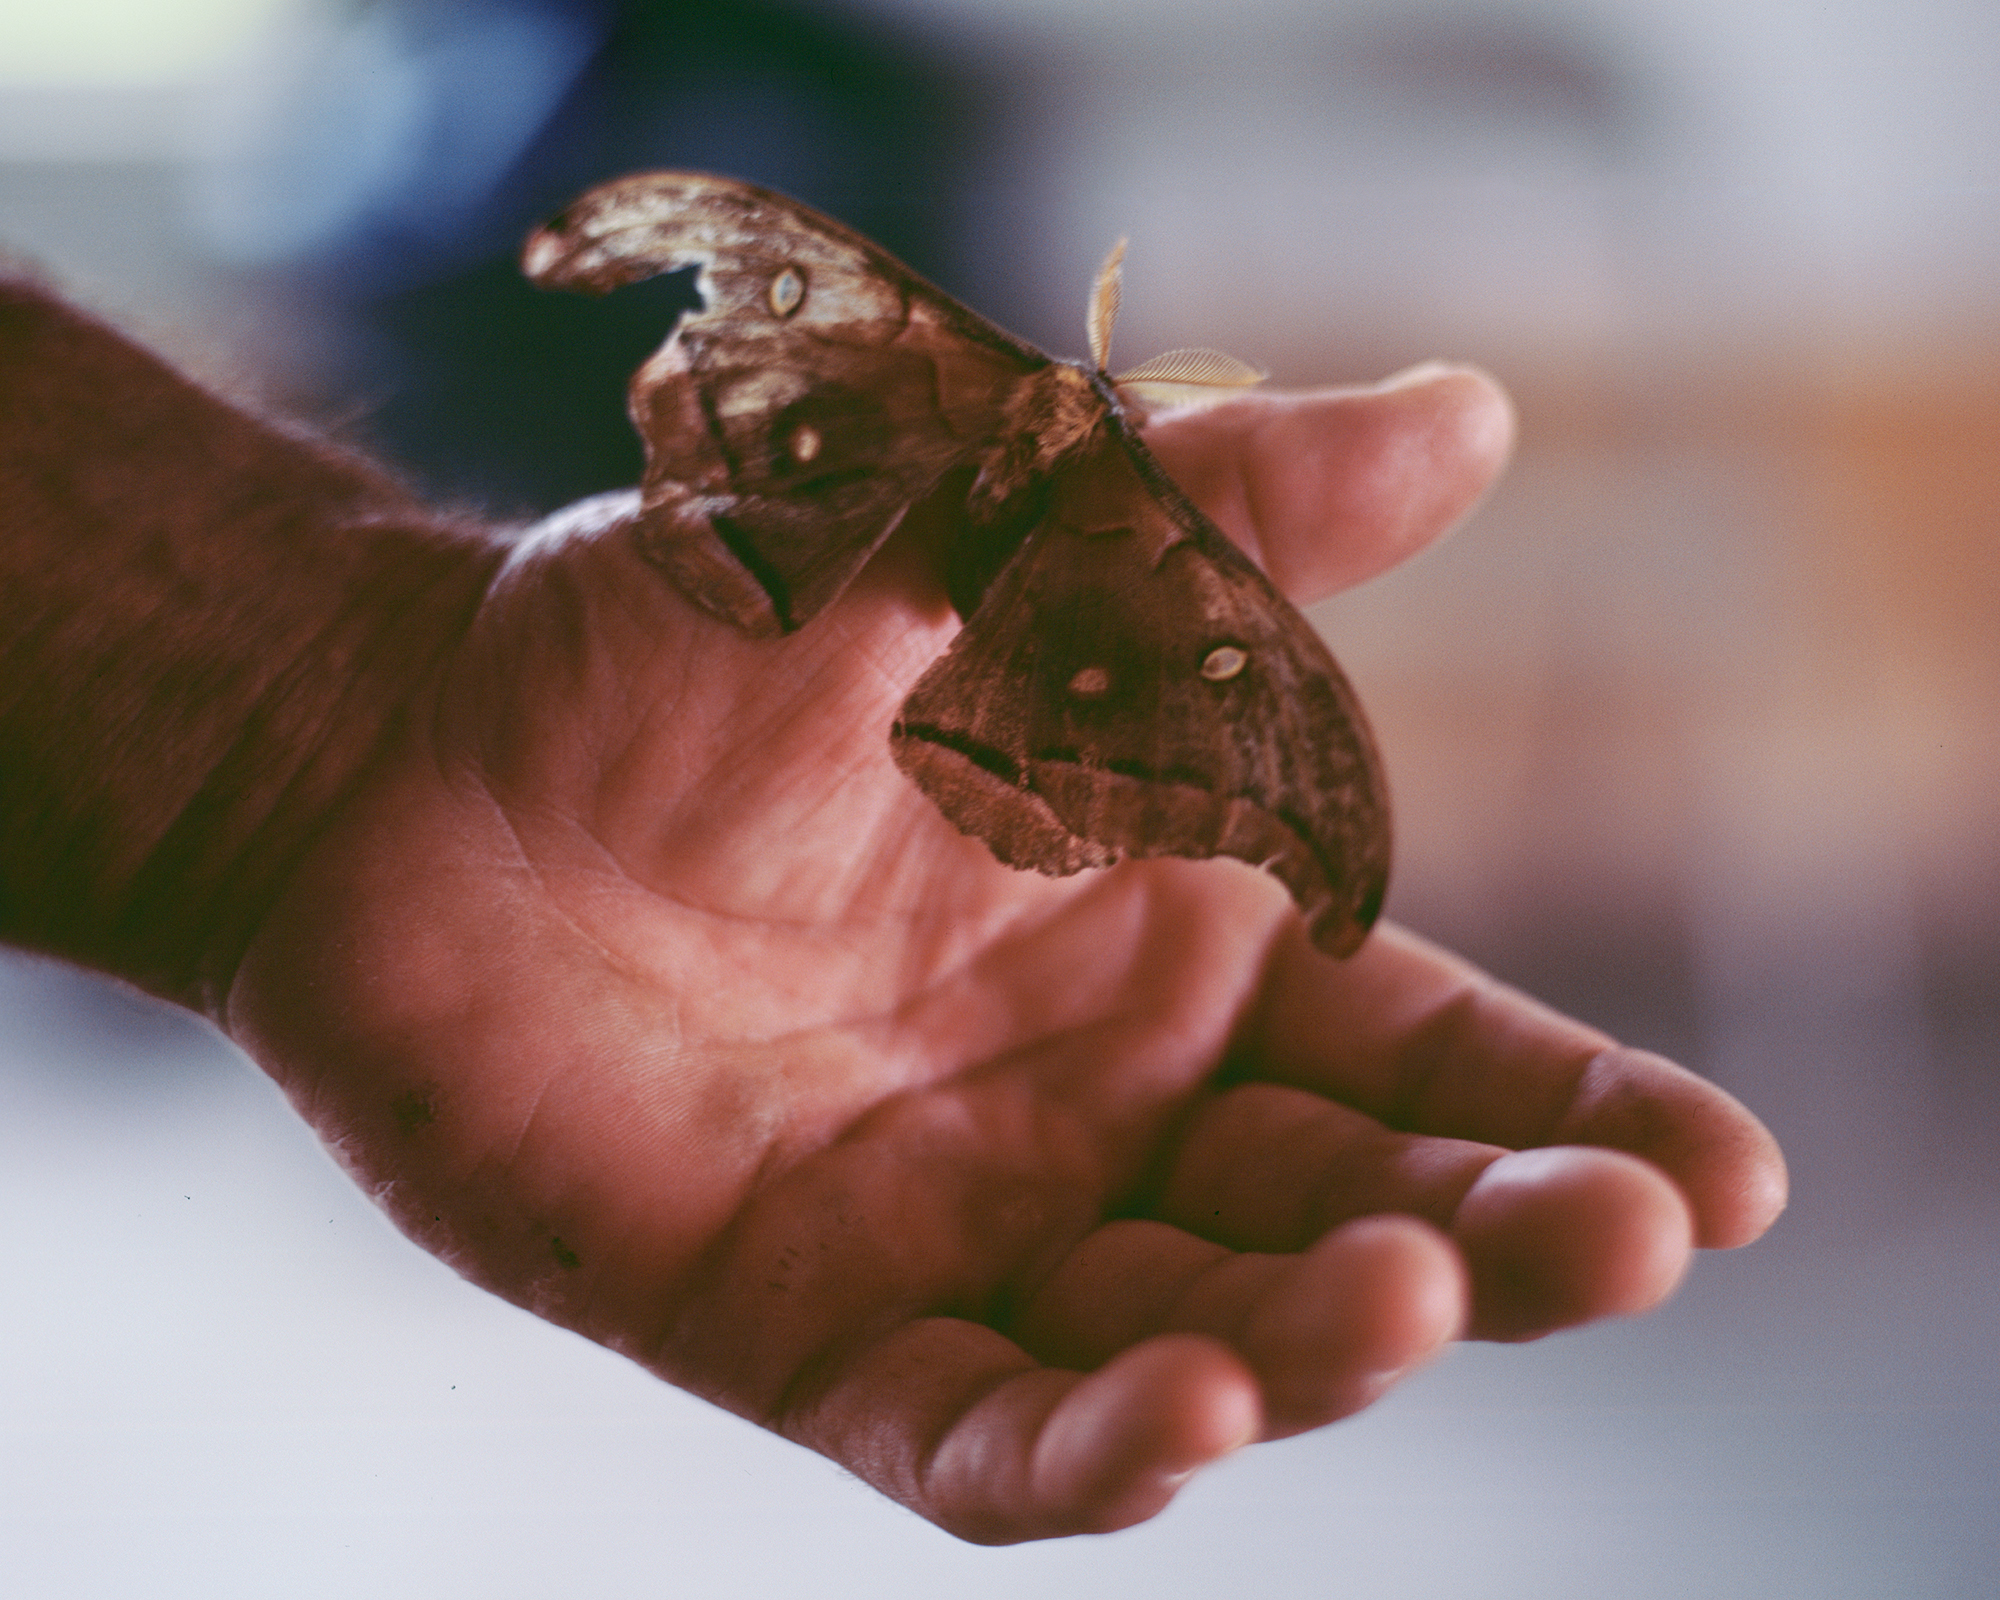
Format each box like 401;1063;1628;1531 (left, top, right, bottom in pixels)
522;172;1389;955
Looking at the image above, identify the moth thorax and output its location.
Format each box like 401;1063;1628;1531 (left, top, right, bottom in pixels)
1200;645;1249;681
972;363;1107;512
1014;364;1103;464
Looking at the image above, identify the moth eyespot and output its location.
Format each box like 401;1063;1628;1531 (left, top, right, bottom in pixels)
1200;645;1248;682
1067;666;1111;699
788;423;822;463
768;267;806;317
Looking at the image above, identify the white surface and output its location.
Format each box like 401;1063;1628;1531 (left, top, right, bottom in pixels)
3;951;1996;1598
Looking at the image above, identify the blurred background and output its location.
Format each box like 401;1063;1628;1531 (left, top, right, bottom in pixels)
3;0;1997;1593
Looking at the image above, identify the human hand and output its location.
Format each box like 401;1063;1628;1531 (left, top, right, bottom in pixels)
222;365;1786;1542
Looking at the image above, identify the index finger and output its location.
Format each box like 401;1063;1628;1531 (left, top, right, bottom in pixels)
1238;922;1789;1250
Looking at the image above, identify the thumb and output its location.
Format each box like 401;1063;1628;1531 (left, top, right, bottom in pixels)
1145;363;1516;603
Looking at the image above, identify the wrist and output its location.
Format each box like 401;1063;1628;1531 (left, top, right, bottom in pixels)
0;277;506;1013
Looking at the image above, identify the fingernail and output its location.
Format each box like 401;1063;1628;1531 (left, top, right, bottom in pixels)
1354;1365;1413;1405
1374;359;1461;391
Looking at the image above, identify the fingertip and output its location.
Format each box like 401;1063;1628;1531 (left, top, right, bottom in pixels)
1558;1048;1791;1250
1243;1214;1468;1435
1369;359;1517;486
1705;1125;1790;1250
1310;360;1516;580
1337;1213;1470;1357
1456;1146;1694;1342
1029;1334;1261;1534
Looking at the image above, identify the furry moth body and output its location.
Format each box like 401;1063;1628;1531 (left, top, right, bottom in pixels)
523;171;1389;955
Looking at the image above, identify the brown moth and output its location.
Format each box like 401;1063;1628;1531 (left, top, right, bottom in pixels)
522;171;1389;955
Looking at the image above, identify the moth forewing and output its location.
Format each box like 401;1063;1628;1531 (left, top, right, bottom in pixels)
526;171;1047;634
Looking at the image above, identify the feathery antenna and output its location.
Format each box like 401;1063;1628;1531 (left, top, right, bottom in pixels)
1086;238;1126;372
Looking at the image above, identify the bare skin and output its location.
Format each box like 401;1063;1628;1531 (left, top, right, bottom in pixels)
0;286;1786;1542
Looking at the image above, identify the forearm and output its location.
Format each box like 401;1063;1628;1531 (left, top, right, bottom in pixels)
0;277;505;1014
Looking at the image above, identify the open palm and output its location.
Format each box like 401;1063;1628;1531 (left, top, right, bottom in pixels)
225;368;1784;1543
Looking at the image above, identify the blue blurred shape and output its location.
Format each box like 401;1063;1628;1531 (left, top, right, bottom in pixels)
195;0;603;271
